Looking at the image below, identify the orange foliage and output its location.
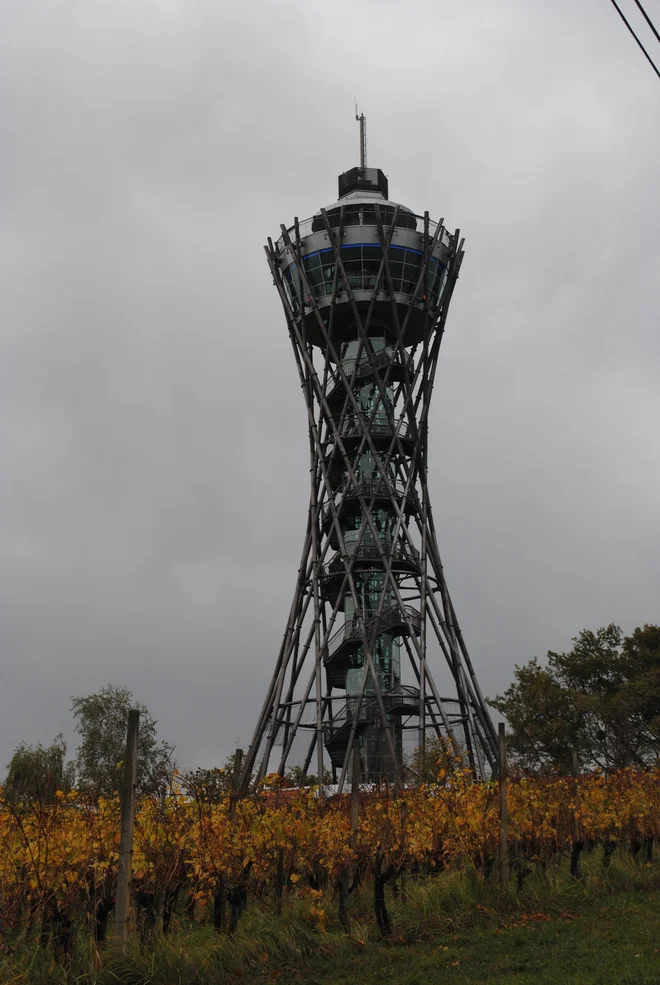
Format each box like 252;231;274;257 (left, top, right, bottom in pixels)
1;767;659;931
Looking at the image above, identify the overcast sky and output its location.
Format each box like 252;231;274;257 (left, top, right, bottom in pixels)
0;0;658;774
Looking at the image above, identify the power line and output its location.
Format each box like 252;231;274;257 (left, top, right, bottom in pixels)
632;0;660;47
608;0;660;79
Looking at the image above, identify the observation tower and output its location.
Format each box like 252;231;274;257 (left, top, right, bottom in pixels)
241;119;497;790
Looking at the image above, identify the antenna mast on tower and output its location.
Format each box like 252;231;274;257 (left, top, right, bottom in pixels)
355;104;367;170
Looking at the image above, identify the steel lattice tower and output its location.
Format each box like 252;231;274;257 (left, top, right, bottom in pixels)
241;163;497;791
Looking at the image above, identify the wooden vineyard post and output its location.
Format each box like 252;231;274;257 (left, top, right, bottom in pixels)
273;762;284;916
570;749;583;879
338;865;351;933
216;748;243;933
399;799;408;901
498;723;509;889
113;709;139;947
231;748;243;806
339;738;361;934
0;782;19;934
350;737;360;839
227;748;248;939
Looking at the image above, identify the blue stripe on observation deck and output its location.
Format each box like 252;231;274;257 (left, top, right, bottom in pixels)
302;244;432;261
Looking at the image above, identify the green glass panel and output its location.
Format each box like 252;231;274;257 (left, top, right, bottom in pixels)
341;246;361;263
343;260;363;291
363;260;381;289
388;260;404;292
362;245;382;261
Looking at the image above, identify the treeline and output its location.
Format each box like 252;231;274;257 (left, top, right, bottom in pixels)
489;623;660;772
5;623;659;803
3;685;174;805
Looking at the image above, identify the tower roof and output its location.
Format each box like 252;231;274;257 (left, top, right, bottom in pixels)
311;166;412;225
338;166;388;200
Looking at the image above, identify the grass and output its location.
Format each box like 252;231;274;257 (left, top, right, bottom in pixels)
2;852;659;984
281;854;660;985
280;891;660;985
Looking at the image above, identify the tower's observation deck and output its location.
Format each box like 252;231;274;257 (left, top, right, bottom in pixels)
241;163;498;791
274;167;452;348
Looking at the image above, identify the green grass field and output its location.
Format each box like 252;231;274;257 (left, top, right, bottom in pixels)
3;852;659;984
276;891;660;985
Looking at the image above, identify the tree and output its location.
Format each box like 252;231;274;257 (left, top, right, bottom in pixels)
618;624;660;763
2;734;75;805
489;624;660;772
283;764;332;788
71;685;174;798
407;735;469;785
180;756;331;801
181;753;242;804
